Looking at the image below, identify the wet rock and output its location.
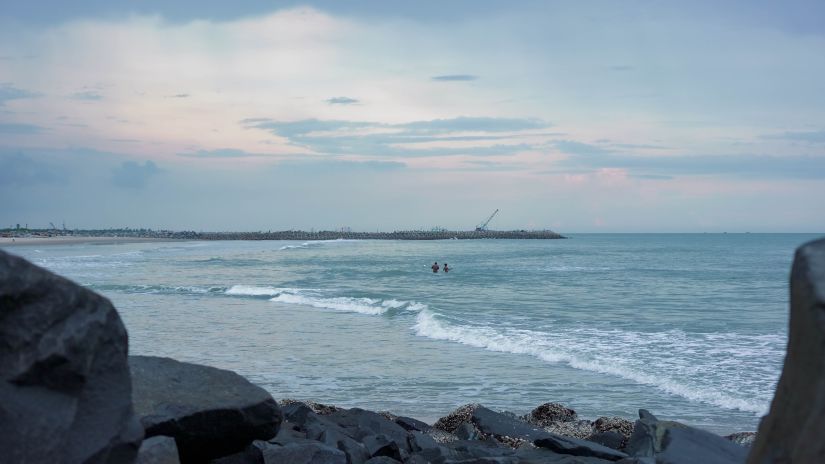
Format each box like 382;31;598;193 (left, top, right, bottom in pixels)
259;442;346;464
748;238;825;464
516;446;617;463
0;250;143;463
724;432;756;448
434;403;482;433
395;415;432;432
325;408;410;450
592;417;634;438
456;421;481;440
364;457;401;464
130;355;282;463
588;432;626;451
280;398;343;415
363;434;403;461
319;427;371;464
442;440;515;460
136;436;180;464
525;403;579;426
408;430;441;453
534;434;628;461
626;409;746;464
471;406;550;442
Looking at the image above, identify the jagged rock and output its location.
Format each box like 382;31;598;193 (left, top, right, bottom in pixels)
535;434;628;461
130;355;282;463
136;436;180;464
325;408;411;450
434;403;482;433
364;457;401;464
363;434;403;460
724;432;756;448
319;428;371;464
408;430;441;453
626;410;746;464
395;415;432;432
442;440;515;460
456;421;481;440
0;250;143;463
280;398;343;415
259;442;346;464
516;446;618;463
268;421;311;446
525;403;579;426
748;237;825;464
588;432;626;451
471;406;550;442
210;440;268;464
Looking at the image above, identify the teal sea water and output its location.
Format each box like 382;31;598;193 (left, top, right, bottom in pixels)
8;233;821;434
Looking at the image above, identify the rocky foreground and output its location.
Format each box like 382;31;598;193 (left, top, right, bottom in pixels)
1;238;824;463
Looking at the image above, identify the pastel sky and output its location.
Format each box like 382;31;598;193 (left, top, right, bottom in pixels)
1;0;824;232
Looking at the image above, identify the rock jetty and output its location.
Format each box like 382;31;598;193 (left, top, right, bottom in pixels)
3;237;825;463
3;228;566;241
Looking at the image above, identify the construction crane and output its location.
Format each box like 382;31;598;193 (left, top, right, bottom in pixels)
475;209;499;231
49;222;57;230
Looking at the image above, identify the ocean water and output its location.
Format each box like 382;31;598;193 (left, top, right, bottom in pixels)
8;233;821;434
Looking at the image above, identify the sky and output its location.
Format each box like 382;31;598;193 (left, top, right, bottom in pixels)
1;1;824;232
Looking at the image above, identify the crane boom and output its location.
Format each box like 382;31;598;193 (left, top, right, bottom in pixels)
476;209;499;231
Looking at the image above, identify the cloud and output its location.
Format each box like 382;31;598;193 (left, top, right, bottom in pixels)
431;75;478;81
0;83;39;106
557;149;825;180
277;159;406;173
762;130;825;143
0;152;62;187
554;140;613;156
71;90;103;101
243;116;549;158
168;93;190;98
326;96;359;105
112;160;160;188
0;123;44;134
177;148;272;158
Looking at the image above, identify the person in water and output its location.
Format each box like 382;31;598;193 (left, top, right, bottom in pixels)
431;262;440;273
443;263;450;273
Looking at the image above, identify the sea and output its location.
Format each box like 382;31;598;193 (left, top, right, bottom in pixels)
8;233;822;434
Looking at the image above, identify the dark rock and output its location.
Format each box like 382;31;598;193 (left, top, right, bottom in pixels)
408;431;441;453
535;434;628;461
268;421;310;446
516;447;617;463
259;442;346;464
281;398;344;416
626;409;746;464
724;432;756;448
525;403;579;426
456;422;481;440
396;415;432;432
0;251;143;463
130;355;282;463
326;408;410;450
319;427;370;464
210;441;270;464
587;432;625;451
442;440;515;460
471;406;551;442
434;404;482;433
363;434;403;460
363;457;401;464
137;436;180;464
748;238;825;464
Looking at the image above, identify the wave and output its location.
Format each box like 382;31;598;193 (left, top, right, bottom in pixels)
279;238;358;251
413;309;774;414
88;284;227;295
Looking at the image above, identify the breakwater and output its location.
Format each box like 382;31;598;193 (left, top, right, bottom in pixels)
4;229;566;240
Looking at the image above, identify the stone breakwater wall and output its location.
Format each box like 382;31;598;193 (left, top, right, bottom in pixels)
10;229;566;240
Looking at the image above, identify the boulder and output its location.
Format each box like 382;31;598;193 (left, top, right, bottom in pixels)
325;407;411;450
525;403;579;426
748;238;825;464
434;403;481;433
395;415;432;432
588;432;626;451
626;410;746;464
136;436;180;464
0;250;143;463
724;432;756;448
130;355;282;463
362;434;403;461
534;434;628;461
471;406;550;442
259;442;346;464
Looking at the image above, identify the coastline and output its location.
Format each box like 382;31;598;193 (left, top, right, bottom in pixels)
0;236;184;247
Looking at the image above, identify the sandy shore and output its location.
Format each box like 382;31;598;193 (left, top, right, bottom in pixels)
0;236;183;247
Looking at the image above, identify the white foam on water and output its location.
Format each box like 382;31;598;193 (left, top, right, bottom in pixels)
225;285;283;296
413;309;774;414
271;292;388;315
